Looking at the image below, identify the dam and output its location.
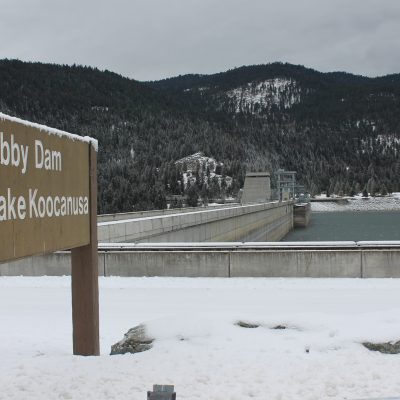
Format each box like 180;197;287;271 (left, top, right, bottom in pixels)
1;200;296;275
98;201;294;243
3;170;398;279
3;200;399;279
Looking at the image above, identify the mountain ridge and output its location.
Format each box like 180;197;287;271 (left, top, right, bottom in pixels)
1;59;399;212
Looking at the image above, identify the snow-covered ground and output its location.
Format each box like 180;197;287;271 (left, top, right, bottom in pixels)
1;276;400;399
311;194;400;212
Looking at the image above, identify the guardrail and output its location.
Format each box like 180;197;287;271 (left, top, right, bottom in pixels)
97;241;400;250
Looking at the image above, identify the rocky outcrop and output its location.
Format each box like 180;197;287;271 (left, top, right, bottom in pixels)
110;324;154;355
236;321;260;328
363;340;400;354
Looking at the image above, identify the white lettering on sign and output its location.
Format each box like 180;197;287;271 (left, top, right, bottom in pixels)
0;132;89;222
0;132;29;174
0;187;89;221
0;129;88;223
0;131;62;173
35;140;62;171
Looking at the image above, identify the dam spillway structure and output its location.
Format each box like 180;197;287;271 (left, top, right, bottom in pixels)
241;172;271;204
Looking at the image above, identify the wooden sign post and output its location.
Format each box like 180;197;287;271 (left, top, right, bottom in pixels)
71;145;99;356
0;113;99;356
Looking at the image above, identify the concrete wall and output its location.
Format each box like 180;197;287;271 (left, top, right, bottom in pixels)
230;250;361;278
104;251;229;277
0;252;104;277
98;203;239;223
98;201;293;243
362;250;400;278
2;246;399;278
239;214;293;242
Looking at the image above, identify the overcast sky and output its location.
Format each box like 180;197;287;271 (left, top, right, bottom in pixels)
1;0;399;81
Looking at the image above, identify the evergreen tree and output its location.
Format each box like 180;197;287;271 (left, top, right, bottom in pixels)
186;185;199;207
1;59;400;212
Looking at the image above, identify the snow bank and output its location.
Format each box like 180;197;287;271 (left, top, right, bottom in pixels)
311;196;400;212
1;277;400;399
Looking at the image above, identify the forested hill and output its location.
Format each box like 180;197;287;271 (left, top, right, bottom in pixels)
150;64;400;123
1;59;400;213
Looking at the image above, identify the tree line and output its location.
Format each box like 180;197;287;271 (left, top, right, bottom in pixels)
1;59;399;212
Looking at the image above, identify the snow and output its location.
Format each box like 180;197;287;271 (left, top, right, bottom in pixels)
376;134;400;147
226;78;301;114
184;86;209;93
175;152;214;169
0;112;98;151
1;276;400;399
175;152;232;188
357;134;400;156
311;196;400;212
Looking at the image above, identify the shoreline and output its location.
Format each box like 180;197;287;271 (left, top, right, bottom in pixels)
311;195;400;212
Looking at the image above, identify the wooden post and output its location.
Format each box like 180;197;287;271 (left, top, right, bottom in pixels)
71;144;100;356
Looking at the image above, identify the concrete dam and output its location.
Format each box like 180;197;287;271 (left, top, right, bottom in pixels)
1;200;296;276
98;201;294;243
3;200;400;279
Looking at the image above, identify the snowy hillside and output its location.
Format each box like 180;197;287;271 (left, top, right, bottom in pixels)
225;78;302;114
175;152;217;172
3;61;400;212
175;152;232;188
361;134;400;155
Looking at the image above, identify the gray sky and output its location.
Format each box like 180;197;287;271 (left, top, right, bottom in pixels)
1;0;399;81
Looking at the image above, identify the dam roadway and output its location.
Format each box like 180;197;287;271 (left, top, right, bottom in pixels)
97;201;294;243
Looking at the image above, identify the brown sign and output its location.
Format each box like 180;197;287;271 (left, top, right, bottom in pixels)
0;114;92;263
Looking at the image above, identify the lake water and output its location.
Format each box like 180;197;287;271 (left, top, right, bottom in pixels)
282;211;400;241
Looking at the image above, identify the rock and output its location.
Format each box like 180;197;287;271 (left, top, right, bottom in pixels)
110;324;154;355
236;321;259;328
272;325;287;330
362;340;400;354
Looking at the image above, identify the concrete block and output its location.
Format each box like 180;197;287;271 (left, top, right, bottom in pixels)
362;250;400;278
141;220;153;234
194;213;202;224
97;225;110;242
0;253;70;276
125;221;139;237
295;250;360;278
241;173;271;204
0;252;105;277
230;250;361;278
172;215;182;228
104;251;230;277
108;223;126;243
151;218;162;231
230;251;298;277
